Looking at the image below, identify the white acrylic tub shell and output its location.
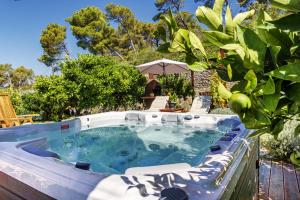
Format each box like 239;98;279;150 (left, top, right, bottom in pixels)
0;111;254;200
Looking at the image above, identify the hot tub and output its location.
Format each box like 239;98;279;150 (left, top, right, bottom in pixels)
0;111;258;200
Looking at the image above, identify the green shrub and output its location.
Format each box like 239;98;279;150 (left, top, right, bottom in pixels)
61;54;146;111
261;119;300;160
23;75;79;121
0;87;31;115
22;55;146;121
157;74;194;98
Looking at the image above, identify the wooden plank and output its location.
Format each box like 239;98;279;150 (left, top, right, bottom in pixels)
269;161;284;200
0;186;24;200
295;166;300;193
0;172;54;200
259;159;271;200
283;162;300;200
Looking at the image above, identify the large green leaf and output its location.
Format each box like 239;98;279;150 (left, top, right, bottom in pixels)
261;77;275;95
230;70;257;94
244;70;257;93
233;10;255;26
189;31;207;57
160;15;173;39
270;0;300;12
178;29;191;47
256;11;293;57
257;27;293;48
221;43;245;59
263;93;280;113
171;29;191;52
262;80;281;112
264;14;300;32
242;108;271;129
160;10;178;39
256;10;272;26
218;82;232;100
196;6;222;31
255;109;272;126
187;62;208;72
269;46;281;68
237;26;266;72
213;0;225;21
269;62;300;82
168;9;178;31
225;6;234;36
203;31;234;47
171;39;186;53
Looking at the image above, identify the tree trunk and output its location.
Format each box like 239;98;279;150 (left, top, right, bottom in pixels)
121;21;137;55
107;46;124;60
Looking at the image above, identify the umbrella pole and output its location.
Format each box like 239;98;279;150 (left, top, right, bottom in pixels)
163;63;168;91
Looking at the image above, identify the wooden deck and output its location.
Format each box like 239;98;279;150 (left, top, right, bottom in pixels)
259;159;300;200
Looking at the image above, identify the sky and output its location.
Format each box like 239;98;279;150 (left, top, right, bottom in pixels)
0;0;200;75
0;0;241;75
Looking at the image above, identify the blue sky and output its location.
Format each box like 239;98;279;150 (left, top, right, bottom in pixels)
0;0;197;74
0;0;240;75
0;0;199;75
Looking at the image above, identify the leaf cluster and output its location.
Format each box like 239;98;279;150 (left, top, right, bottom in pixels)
157;74;194;98
0;64;34;89
23;55;146;121
38;23;67;71
158;0;300;139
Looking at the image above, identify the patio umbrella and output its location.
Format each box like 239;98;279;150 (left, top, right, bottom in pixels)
136;58;189;75
136;58;194;88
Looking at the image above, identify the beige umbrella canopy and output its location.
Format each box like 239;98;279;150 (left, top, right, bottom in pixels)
136;58;189;75
136;58;194;88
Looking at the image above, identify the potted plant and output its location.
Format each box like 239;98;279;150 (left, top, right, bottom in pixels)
168;93;178;108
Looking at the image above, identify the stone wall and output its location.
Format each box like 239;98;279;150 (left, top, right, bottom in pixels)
186;70;211;94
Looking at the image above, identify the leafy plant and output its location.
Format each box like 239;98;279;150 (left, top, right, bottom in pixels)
261;119;300;161
157;74;194;98
61;54;146;111
210;70;227;109
39;23;68;73
0;87;31;115
158;0;300;139
23;75;79;121
22;55;146;121
0;64;34;89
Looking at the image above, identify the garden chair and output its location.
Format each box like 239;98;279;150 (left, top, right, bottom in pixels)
0;93;36;128
147;96;169;111
189;96;211;114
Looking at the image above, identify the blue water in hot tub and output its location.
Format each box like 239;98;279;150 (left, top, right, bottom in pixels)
47;122;231;174
0;121;234;174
